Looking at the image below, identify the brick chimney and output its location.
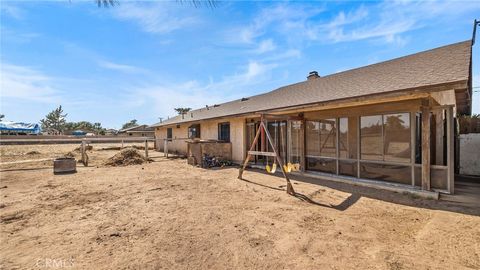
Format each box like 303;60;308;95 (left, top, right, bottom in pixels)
307;71;320;81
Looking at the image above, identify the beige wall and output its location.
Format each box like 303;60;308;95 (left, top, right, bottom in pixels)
155;117;246;163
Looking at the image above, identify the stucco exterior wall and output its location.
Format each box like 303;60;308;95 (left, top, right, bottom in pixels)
459;133;480;176
155;124;189;154
154;117;246;163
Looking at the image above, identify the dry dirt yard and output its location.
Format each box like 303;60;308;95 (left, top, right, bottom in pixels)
0;144;479;269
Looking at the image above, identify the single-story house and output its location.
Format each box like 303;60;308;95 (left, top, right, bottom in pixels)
151;40;473;194
118;125;155;137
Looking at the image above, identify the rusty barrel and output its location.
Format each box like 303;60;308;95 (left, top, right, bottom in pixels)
53;157;77;174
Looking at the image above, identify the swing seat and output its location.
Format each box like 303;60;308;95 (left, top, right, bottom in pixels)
266;163;277;173
292;163;301;171
283;162;293;173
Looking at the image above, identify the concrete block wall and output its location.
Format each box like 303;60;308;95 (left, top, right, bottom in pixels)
459;133;480;176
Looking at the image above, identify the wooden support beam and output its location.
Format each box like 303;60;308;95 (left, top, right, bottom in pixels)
248;151;276;157
164;139;168;157
446;106;454;194
421;106;431;190
145;140;148;158
410;112;416;186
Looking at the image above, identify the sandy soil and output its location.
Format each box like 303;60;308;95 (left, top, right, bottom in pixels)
0;144;479;269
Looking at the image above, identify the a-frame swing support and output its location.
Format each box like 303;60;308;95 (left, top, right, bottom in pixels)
238;115;295;195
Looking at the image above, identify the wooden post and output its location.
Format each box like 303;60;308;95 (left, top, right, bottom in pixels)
81;140;88;167
357;116;361;178
145;140;148;158
410;112;416;186
421;106;431;190
164;139;168;158
335;118;339;175
446;106;454;194
121;139;124;148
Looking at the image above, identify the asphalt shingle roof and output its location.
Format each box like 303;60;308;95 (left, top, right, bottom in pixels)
152;40;471;127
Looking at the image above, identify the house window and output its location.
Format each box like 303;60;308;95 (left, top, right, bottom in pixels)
218;122;230;142
188;124;201;139
167;128;172;140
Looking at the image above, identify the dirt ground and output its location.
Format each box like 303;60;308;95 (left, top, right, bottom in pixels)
0;144;479;269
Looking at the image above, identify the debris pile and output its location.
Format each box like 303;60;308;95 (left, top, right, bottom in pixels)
104;148;151;167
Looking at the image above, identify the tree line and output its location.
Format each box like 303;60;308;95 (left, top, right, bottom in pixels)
39;106;141;135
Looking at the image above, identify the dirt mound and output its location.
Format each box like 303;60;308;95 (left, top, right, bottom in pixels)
104;148;151;167
25;151;40;155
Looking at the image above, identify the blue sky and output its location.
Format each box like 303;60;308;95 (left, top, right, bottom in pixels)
1;0;479;129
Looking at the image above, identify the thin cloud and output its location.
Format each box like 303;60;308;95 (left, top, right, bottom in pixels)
254;39;276;54
0;2;24;20
98;60;146;73
111;2;199;34
0;64;61;103
122;60;279;119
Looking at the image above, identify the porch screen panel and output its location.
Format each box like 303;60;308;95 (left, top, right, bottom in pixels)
339;117;357;159
288;120;303;165
306;121;320;156
319;119;336;158
278;121;287;162
306;119;337;173
360;162;411;185
360;115;383;161
339;160;357;177
384;113;411;163
246;122;256;152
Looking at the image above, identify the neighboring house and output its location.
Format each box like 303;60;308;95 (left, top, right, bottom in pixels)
118;125;155;137
104;129;118;136
0;121;41;135
151;40;473;195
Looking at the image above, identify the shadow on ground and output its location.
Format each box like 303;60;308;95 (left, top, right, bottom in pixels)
240;168;480;217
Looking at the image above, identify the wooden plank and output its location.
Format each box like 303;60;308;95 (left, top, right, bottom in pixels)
248;151;276;157
421;105;431;190
145;140;148;158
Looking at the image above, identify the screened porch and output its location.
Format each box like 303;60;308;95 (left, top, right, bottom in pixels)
245;99;455;194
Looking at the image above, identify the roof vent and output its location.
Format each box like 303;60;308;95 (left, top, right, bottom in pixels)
241;97;249;102
307;71;320;81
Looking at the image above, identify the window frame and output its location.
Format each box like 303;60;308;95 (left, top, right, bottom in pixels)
188;124;201;139
218;122;230;142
